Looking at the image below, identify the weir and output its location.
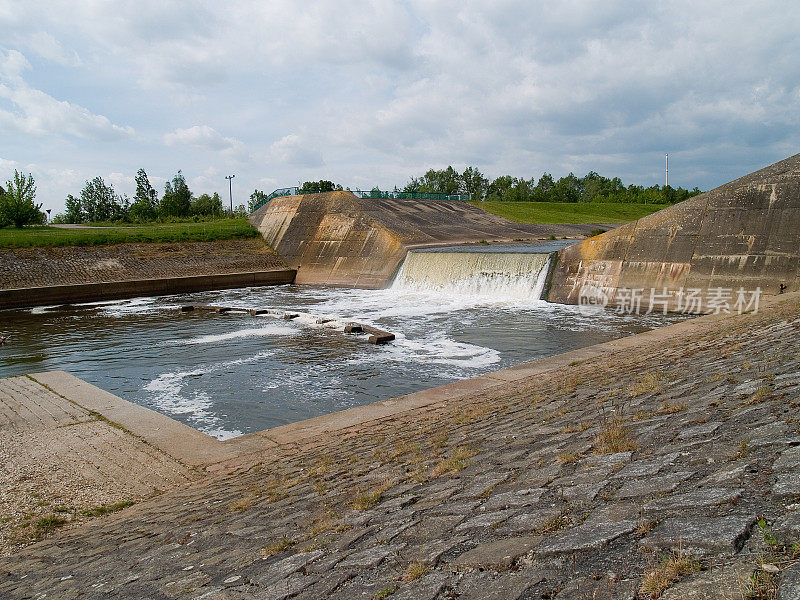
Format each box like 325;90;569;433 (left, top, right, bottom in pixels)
390;247;554;302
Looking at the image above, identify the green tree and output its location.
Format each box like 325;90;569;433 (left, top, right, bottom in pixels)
61;194;84;223
159;170;192;217
461;166;489;200
129;168;159;222
299;180;338;194
486;175;517;201
0;170;43;227
79;176;126;221
191;192;223;216
403;166;459;194
249;189;268;211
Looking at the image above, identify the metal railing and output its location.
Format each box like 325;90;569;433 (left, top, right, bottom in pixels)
350;190;471;202
250;187;471;213
251;187;299;212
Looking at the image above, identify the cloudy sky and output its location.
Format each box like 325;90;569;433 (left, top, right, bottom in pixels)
1;1;798;214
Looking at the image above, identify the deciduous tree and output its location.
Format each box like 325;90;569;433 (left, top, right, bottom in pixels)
0;170;43;227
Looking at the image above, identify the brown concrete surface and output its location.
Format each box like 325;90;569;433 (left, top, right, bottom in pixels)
547;153;800;311
249;191;610;288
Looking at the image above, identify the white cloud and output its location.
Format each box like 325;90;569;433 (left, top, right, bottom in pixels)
3;0;800;212
164;125;233;150
26;31;82;66
163;125;249;161
0;49;134;140
268;134;324;168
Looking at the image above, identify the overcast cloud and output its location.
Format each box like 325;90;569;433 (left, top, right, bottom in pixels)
1;0;798;213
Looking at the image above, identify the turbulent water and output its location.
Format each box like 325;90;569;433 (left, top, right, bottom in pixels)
0;245;686;439
392;250;551;301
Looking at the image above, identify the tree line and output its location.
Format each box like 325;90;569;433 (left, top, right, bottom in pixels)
251;170;701;207
56;169;238;223
401;166;702;204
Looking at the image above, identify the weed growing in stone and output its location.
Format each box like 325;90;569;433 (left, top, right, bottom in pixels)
430;446;479;478
741;569;778;600
540;510;572;534
353;478;395;510
403;562;429;582
34;514;67;536
261;535;296;557
593;416;639;454
658;402;687;414
628;371;665;397
745;386;773;406
81;500;134;517
373;585;397;599
639;552;702;599
731;440;749;461
557;451;582;464
229;491;258;512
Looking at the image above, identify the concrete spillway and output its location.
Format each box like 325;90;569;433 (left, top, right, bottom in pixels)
249;191;600;288
391;249;552;302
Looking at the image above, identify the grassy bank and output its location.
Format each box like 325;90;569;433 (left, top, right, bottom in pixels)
470;201;667;224
0;219;259;248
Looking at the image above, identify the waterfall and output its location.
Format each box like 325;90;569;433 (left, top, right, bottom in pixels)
391;250;553;302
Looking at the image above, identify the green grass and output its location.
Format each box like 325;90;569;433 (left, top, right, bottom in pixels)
0;219;259;248
470;201;668;224
80;500;134;518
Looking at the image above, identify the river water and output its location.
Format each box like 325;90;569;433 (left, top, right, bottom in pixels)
0;246;684;439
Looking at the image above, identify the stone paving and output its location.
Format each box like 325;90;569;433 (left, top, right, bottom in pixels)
0;239;284;289
2;296;800;598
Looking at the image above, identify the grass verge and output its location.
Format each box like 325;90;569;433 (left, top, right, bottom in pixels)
0;219;258;248
470;201;666;224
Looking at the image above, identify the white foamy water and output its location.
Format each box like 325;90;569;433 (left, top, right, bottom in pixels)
180;324;298;345
391;250;552;303
144;350;276;439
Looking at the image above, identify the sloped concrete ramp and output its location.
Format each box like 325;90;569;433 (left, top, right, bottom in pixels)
249;192;599;288
547;153;800;311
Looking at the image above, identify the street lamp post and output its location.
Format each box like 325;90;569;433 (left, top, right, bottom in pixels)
225;174;235;214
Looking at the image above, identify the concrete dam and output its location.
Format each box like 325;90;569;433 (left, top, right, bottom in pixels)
251;154;800;313
248;191;597;289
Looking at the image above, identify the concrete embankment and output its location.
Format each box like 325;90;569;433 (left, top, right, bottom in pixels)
2;293;799;597
547;153;800;311
249;191;607;288
0;239;295;309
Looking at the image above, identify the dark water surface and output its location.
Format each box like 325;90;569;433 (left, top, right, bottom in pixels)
0;283;684;439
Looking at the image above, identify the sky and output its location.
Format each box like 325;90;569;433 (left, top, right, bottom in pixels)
1;1;799;215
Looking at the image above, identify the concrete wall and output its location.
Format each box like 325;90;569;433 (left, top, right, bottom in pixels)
547;154;800;312
250;191;606;288
0;270;296;310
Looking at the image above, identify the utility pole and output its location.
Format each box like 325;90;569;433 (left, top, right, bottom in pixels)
665;154;669;188
225;174;235;214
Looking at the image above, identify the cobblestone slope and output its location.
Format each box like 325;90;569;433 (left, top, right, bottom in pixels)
2;297;800;599
0;239;284;289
